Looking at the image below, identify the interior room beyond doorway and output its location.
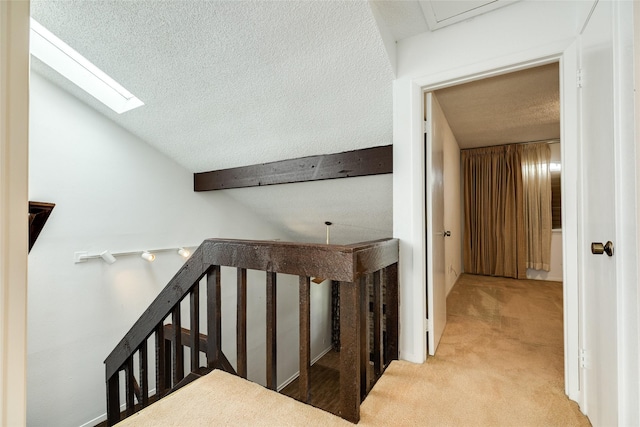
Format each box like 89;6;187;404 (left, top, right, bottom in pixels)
429;61;563;296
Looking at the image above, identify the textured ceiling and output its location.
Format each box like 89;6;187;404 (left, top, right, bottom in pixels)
30;0;394;172
370;1;429;41
433;62;560;149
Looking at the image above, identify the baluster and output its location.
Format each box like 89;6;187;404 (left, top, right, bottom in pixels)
155;323;167;396
190;286;200;372
106;372;120;425
266;272;277;390
237;268;247;378
164;336;172;388
383;263;399;364
339;279;361;423
207;265;221;368
359;275;369;400
373;270;383;377
172;305;184;384
299;276;311;403
139;342;149;407
124;357;135;416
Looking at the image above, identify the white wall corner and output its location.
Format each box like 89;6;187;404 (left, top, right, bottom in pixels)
368;1;397;77
393;77;427;364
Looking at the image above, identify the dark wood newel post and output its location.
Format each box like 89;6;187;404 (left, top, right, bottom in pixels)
299;276;311;403
339;280;361;423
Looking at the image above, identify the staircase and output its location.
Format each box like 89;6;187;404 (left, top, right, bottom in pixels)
104;238;399;425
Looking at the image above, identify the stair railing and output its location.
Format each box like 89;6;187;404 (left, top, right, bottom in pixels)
104;238;399;425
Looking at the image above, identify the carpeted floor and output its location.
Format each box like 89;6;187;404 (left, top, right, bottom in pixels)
358;274;590;426
117;274;591;426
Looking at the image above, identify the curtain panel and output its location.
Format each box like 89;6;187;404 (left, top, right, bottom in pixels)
462;142;552;280
462;145;527;279
521;143;552;270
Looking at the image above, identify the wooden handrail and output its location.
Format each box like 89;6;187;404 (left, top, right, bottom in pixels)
105;245;208;379
105;238;399;425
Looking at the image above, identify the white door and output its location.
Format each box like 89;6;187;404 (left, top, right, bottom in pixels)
579;1;619;425
425;92;447;356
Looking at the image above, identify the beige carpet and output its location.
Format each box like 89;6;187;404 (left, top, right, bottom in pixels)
359;274;590;426
117;274;591;426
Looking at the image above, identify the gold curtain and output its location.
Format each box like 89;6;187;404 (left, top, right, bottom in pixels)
462;145;527;279
521;143;552;271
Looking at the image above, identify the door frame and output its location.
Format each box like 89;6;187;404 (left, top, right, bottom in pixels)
0;1;30;425
400;39;582;403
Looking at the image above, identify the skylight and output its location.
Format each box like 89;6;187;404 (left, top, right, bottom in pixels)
30;18;144;114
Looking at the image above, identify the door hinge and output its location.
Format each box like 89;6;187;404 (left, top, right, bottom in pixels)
424;318;430;332
423;121;428;134
579;348;590;369
577;69;583;88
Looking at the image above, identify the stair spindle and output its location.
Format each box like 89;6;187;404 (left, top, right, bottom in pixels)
266;272;277;390
139;343;149;407
172;305;184;383
190;286;200;371
237;268;247;378
373;270;383;377
124;357;135;416
207;265;221;368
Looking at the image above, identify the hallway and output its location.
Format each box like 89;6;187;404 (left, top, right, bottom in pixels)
358;273;589;425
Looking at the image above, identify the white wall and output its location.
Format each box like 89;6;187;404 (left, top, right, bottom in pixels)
527;231;563;282
27;72;332;427
392;0;592;366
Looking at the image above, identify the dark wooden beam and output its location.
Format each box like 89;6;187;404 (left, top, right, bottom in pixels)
194;145;392;192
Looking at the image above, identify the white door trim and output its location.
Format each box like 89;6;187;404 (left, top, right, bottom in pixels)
395;38;582;403
0;1;30;425
610;1;639;423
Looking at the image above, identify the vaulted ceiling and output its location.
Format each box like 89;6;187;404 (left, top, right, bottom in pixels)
29;0;557;244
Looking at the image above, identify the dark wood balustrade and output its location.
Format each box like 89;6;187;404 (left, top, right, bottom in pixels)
104;238;399;425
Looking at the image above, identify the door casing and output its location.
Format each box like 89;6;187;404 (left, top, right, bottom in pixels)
410;42;582;404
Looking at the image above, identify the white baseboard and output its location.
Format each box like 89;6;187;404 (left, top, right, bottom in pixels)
277;345;333;392
79;387;157;427
79;413;106;427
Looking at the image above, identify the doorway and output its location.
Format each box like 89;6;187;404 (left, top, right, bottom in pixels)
419;55;580;402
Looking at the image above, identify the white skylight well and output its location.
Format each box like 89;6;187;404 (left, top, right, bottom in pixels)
30;18;144;114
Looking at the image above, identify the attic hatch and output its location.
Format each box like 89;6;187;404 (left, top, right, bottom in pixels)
29;201;55;252
419;0;519;31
